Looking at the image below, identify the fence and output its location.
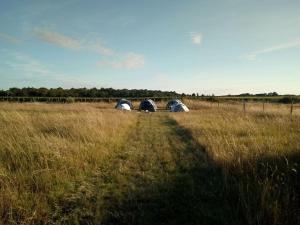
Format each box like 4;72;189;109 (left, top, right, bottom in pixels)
1;97;298;115
204;100;299;116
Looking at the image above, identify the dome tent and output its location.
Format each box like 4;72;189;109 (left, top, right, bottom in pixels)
139;99;157;112
116;103;131;111
170;103;189;112
166;99;182;110
115;99;133;110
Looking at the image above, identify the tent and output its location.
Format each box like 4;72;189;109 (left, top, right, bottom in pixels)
166;99;182;110
115;99;133;109
116;103;131;111
170;103;189;112
139;99;157;112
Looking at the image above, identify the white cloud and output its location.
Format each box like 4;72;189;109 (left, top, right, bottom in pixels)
0;33;21;44
34;28;115;56
191;32;203;45
33;28;145;69
87;41;114;56
99;53;145;69
34;28;81;50
244;40;300;60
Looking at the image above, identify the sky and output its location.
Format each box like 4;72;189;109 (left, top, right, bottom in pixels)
0;0;300;95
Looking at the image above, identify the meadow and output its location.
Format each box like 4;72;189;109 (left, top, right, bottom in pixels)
0;101;299;225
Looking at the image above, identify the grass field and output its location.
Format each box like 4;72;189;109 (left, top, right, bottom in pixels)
0;101;299;225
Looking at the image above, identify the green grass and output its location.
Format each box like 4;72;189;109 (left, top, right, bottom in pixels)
0;102;299;225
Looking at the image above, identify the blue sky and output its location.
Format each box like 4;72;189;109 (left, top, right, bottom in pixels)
0;0;299;95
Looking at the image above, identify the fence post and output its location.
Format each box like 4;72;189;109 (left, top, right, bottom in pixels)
290;101;294;115
218;101;220;108
263;101;265;112
243;101;246;114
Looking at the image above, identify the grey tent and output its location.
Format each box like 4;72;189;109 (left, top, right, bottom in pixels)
170;103;189;112
139;99;157;112
166;99;182;110
115;99;133;109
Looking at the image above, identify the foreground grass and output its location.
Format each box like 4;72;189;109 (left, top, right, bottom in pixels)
0;103;137;224
0;102;299;225
172;107;300;225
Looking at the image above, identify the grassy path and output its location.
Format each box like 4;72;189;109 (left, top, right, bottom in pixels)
99;113;237;225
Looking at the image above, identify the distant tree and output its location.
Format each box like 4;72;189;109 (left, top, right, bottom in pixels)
0;90;6;96
0;87;181;98
239;93;251;96
65;97;75;103
38;87;49;96
255;93;267;96
268;92;278;96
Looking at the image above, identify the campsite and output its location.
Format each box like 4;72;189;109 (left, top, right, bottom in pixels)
115;98;189;112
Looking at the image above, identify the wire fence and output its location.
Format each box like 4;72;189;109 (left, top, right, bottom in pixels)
0;96;298;116
185;100;299;116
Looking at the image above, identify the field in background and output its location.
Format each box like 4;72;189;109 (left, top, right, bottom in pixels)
184;99;300;115
0;101;299;225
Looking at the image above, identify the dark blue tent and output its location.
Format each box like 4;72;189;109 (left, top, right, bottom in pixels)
139;99;157;112
166;99;182;110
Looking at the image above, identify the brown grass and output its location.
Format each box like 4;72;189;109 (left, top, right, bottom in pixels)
0;101;299;225
0;103;137;224
171;103;300;224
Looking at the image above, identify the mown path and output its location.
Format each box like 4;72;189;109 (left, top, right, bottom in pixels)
99;113;238;225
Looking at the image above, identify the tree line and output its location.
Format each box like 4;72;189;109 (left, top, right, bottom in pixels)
0;87;298;104
0;87;181;98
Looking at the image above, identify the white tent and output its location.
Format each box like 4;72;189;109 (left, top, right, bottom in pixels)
116;103;131;111
115;99;133;109
170;103;189;112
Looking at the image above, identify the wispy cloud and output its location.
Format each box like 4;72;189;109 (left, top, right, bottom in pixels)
4;50;50;75
190;32;203;45
99;53;145;69
87;41;115;56
33;28;145;69
34;28;115;56
3;50;89;86
0;33;21;44
244;40;300;60
33;28;81;50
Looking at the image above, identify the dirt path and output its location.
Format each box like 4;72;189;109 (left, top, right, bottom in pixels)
98;113;237;225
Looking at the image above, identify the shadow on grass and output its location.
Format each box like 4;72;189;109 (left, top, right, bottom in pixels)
50;117;299;225
102;118;242;225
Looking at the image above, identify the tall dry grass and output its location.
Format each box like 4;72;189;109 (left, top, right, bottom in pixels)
171;104;300;225
0;103;137;224
0;101;299;225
